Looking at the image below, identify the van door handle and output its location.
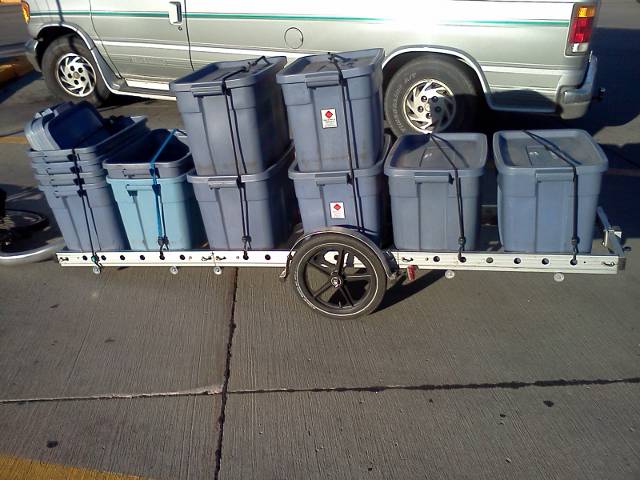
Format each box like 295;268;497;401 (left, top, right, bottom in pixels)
168;2;183;25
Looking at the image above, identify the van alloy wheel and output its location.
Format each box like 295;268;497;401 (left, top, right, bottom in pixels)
55;53;97;98
402;78;457;132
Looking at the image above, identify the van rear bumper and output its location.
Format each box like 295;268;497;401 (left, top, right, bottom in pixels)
559;54;598;119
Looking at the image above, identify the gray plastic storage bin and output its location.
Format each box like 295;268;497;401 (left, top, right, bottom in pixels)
39;181;128;251
385;133;487;251
289;135;391;243
35;169;107;186
31;157;104;176
28;116;148;163
493;129;609;254
170;57;290;176
277;49;384;172
25;102;104;151
103;129;193;179
188;144;295;250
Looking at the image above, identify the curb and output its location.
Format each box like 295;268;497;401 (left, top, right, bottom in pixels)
0;56;32;86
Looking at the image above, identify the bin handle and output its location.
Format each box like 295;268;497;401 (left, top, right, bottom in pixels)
535;170;575;182
305;72;341;88
414;172;452;183
207;178;238;189
314;172;350;185
125;184;155;192
190;85;224;97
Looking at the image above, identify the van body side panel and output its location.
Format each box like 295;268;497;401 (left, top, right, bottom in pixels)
89;0;191;81
184;0;588;110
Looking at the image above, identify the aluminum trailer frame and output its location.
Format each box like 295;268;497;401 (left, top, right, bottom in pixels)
57;207;625;277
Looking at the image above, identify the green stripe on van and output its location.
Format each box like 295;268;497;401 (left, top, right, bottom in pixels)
185;12;384;22
29;10;568;26
446;19;569;26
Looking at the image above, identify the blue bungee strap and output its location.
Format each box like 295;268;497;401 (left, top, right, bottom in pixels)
149;128;176;259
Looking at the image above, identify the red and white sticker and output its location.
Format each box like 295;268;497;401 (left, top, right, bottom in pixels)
330;201;345;219
321;108;337;129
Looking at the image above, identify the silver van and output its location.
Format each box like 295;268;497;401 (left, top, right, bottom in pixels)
21;0;601;134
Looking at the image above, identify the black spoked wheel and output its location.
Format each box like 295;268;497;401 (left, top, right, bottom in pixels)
291;233;388;319
0;209;49;245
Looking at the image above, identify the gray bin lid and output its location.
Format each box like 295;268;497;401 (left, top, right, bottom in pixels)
493;130;609;175
276;48;385;85
384;133;487;179
103;129;193;179
170;56;286;95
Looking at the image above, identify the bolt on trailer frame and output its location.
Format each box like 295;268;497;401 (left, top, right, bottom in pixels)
56;206;625;318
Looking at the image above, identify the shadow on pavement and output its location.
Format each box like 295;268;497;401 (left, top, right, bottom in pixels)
378;270;445;312
0;183;61;252
0;70;39;105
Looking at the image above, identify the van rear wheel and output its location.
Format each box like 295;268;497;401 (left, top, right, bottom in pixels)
385;56;480;135
41;34;111;107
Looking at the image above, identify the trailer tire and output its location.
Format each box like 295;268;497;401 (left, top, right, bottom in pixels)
291;233;387;319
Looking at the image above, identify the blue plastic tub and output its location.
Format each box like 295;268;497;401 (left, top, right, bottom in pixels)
39;180;128;252
187;144;295;250
493;129;608;254
385;133;487;251
288;135;391;244
28;116;148;164
25;102;105;151
107;173;205;251
277;49;385;172
170;57;290;176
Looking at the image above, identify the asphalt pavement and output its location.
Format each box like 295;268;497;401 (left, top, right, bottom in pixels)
0;1;639;479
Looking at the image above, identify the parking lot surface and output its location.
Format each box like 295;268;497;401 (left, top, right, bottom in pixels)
1;1;639;478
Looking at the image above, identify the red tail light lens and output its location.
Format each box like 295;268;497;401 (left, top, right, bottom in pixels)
569;16;594;44
567;4;596;55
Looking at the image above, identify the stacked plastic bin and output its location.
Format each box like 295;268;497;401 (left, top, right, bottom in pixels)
26;102;148;251
493;129;608;254
170;57;294;250
278;49;387;243
104;129;205;251
385;133;488;251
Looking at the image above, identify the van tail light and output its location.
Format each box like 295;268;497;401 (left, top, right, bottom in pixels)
566;4;596;55
21;1;30;23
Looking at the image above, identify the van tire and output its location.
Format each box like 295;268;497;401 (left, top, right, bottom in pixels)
41;34;111;106
385;56;480;135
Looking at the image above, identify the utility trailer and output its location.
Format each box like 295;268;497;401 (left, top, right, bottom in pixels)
56;206;625;319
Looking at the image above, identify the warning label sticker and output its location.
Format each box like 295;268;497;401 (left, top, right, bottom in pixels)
321;109;338;129
330;201;345;219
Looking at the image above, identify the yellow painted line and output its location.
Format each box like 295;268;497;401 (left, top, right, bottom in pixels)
0;135;28;145
0;58;32;86
0;454;150;480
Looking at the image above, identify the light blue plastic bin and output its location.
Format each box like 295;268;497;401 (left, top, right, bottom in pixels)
107;173;205;251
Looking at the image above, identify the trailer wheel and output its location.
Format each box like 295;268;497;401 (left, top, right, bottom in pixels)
291;233;387;319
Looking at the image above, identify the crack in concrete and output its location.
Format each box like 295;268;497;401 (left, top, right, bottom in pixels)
4;378;638;406
0;386;223;405
228;376;640;396
213;268;239;480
